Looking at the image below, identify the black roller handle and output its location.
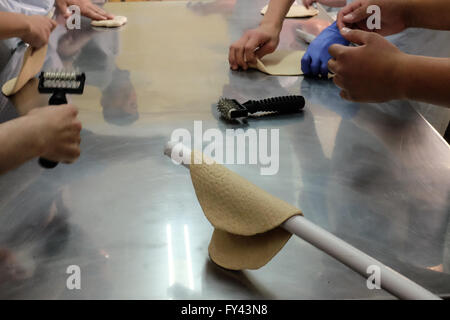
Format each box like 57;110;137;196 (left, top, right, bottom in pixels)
38;91;67;169
243;95;305;114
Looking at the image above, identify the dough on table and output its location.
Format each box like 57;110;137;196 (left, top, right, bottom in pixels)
1;44;48;96
189;150;302;270
91;16;127;27
261;3;318;18
249;50;304;76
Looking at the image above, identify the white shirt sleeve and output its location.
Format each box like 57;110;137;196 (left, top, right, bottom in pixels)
0;0;55;16
0;0;55;49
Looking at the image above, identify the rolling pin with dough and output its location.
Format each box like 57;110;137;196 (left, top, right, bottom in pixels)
164;141;440;300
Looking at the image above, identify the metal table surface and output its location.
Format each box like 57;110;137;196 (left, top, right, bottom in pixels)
0;0;449;299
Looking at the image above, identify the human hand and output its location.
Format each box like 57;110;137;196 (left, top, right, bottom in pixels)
297;17;331;36
20;15;57;49
336;0;408;36
228;23;280;71
28;105;82;163
302;0;347;9
56;0;114;21
328;28;406;102
301;21;349;78
0;249;28;284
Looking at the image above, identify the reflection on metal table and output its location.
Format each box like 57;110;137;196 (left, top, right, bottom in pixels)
0;0;449;299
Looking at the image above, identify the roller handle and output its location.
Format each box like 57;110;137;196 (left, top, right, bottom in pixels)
243;95;305;114
38;91;67;169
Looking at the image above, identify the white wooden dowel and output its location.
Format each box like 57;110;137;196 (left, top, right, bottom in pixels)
282;216;440;300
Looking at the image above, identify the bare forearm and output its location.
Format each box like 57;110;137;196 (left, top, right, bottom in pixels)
0;12;29;41
399;55;450;107
0;117;44;175
260;0;295;32
405;0;450;30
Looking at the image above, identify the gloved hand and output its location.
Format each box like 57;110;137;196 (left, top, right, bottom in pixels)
301;21;350;78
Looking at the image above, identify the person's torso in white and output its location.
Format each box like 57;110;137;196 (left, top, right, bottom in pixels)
0;0;54;15
0;0;55;49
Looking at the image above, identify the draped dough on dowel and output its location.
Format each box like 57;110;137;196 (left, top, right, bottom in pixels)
189;150;303;270
1;44;47;96
1;8;56;96
249;50;305;76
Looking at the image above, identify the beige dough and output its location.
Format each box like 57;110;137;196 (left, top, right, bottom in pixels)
2;44;48;96
91;16;127;27
209;228;292;271
1;79;17;96
190;150;302;270
249;50;304;76
261;3;318;18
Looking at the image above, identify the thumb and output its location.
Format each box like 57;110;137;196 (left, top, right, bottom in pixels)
342;5;370;24
340;27;371;45
56;0;69;18
255;41;277;59
50;19;58;30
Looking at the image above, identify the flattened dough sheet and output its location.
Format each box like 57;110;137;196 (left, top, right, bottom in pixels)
249;50;304;76
261;3;318;18
190;150;303;270
1;44;47;96
91;15;127;27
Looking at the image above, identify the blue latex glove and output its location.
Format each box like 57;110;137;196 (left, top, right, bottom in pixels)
301;21;350;78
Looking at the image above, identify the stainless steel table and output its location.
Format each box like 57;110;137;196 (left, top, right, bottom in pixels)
0;0;449;299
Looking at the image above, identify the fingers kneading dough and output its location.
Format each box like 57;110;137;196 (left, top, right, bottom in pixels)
209;228;292;270
261;3;318;18
91;16;127;27
189;150;302;270
249;50;305;76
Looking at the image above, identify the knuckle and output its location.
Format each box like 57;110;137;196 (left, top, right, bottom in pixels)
346;91;356;101
337;66;348;77
68;105;78;115
74;121;82;131
366;32;378;43
73;149;81;158
335;65;343;75
338;50;348;60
